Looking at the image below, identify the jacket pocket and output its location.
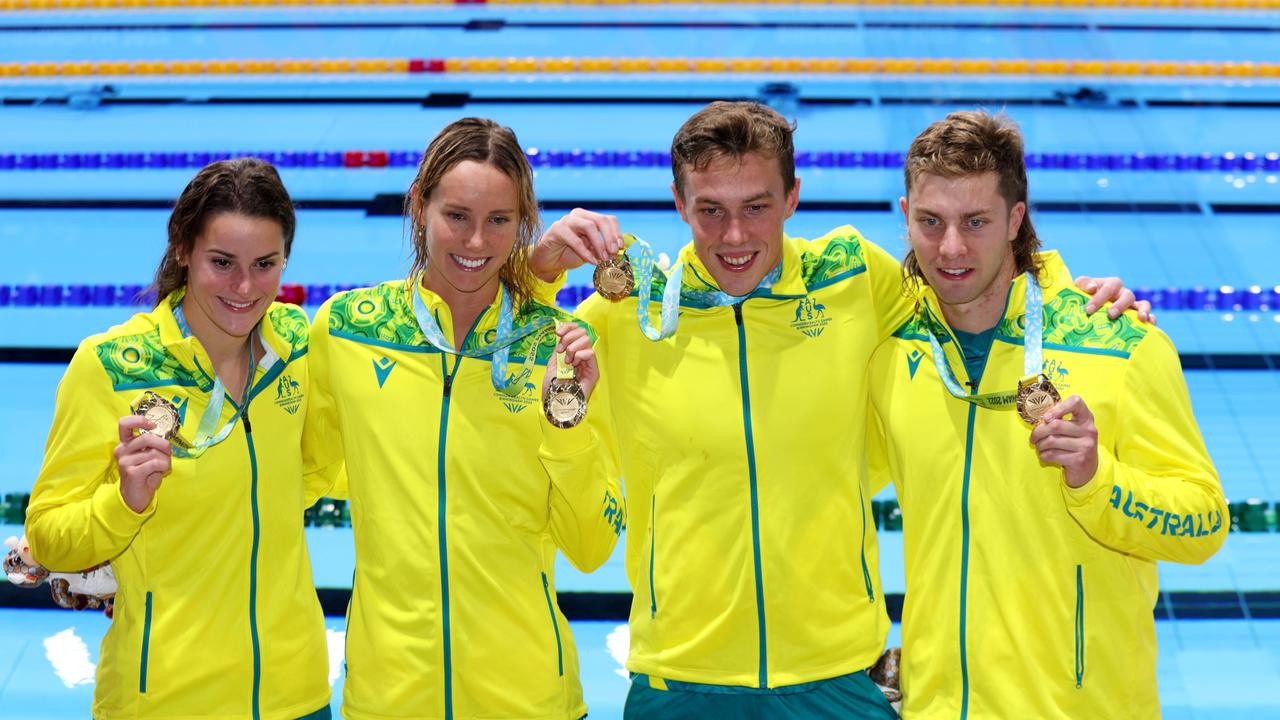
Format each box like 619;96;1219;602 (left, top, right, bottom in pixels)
647;494;657;617
858;482;875;603
140;591;153;694
1075;565;1085;689
540;573;564;677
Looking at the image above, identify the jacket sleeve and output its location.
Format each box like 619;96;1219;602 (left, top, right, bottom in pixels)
533;270;569;307
301;300;347;504
538;323;625;573
26;341;157;572
864;237;916;342
1061;327;1227;564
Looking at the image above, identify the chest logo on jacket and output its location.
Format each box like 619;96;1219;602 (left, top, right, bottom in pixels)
372;356;397;389
906;349;924;379
1042;358;1072;391
791;296;832;338
274;374;304;415
495;374;538;414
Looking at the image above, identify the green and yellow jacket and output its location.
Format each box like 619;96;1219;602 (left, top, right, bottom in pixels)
306;280;624;720
575;226;912;689
27;291;333;719
868;252;1226;719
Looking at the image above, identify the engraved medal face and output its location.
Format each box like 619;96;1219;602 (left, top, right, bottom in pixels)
593;254;635;302
133;392;180;440
544;378;587;429
1017;375;1061;425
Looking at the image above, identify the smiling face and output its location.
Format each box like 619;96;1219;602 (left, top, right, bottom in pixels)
419;160;520;305
901;171;1026;332
179;212;285;345
673;152;800;297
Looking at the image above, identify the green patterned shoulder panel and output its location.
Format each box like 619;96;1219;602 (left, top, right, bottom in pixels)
266;304;309;356
94;327;201;391
997;287;1149;356
891;311;933;342
800;233;867;289
327;282;426;349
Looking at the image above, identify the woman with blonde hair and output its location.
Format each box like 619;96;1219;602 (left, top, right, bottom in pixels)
306;117;624;720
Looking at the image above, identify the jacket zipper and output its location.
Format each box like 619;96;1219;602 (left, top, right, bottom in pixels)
734;302;769;689
540;572;565;677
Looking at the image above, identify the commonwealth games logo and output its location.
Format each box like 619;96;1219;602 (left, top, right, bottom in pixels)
791;296;832;338
275;374;304;415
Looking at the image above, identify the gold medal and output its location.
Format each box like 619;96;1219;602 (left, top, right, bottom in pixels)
593;253;635;302
544;377;586;429
1017;375;1061;425
543;324;587;429
132;392;191;447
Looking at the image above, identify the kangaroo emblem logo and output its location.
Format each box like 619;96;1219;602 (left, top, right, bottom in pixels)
1042;359;1072;391
499;380;539;414
791;297;832;338
274;373;304;415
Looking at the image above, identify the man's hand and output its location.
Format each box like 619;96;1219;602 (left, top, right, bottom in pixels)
1030;395;1099;489
1075;275;1156;325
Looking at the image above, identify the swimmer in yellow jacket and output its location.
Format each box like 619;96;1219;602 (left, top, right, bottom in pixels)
305;118;625;720
27;158;337;719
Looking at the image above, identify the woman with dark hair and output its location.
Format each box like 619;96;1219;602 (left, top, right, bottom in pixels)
305;117;624;719
26;158;336;719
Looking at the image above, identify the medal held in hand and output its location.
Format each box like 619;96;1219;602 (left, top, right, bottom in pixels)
543;347;586;429
1017;374;1061;425
132;391;191;448
593;252;635;302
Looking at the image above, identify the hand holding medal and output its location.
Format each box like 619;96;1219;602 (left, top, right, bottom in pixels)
528;208;625;282
114;408;175;514
1029;394;1100;489
542;322;598;429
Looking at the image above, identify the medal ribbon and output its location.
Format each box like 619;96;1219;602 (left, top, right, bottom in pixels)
171;303;257;458
411;278;553;396
552;322;575;381
627;235;782;341
924;272;1045;410
627;237;685;341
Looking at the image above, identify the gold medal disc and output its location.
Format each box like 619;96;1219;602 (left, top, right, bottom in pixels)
1017;375;1061;425
134;391;181;440
593;254;635;302
544;378;587;429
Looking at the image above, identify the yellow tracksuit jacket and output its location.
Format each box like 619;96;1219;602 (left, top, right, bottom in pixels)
574;226;913;689
26;291;333;719
306;279;624;720
867;252;1227;719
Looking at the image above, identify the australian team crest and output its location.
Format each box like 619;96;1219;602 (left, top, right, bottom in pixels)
791;296;832;338
1042;358;1072;391
495;371;539;414
275;374;304;415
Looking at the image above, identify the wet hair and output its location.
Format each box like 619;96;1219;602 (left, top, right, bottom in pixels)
405;117;541;310
154;157;295;302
